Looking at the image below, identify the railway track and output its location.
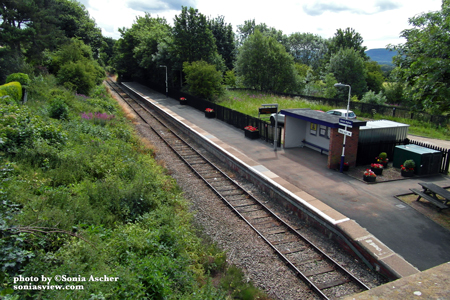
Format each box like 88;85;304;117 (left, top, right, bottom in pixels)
105;79;370;299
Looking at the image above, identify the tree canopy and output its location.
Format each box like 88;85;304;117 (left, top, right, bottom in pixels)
391;0;450;113
327;48;367;98
235;30;299;93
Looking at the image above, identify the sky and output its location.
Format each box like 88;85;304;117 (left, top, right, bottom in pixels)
78;0;443;50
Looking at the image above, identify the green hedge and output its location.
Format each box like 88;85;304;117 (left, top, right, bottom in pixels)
6;72;30;87
0;81;22;103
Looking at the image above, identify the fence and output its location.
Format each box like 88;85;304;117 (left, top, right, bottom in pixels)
134;80;449;173
229;88;450;126
135;80;282;147
357;139;450;174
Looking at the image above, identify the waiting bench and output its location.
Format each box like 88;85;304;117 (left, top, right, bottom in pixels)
302;140;329;155
410;188;449;211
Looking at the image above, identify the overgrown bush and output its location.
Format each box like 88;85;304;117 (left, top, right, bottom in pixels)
183;60;224;100
361;90;387;105
48;97;69;120
1;75;266;299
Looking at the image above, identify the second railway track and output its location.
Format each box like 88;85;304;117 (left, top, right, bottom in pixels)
105;78;371;299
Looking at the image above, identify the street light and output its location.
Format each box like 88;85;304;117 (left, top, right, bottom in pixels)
334;83;351;173
159;65;168;97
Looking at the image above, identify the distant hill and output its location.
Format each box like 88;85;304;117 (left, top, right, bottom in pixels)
365;48;397;66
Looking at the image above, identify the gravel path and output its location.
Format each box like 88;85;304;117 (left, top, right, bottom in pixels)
108;84;387;299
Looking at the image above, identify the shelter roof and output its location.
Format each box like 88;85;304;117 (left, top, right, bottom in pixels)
280;108;367;128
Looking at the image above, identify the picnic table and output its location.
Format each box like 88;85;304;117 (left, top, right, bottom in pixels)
410;182;450;211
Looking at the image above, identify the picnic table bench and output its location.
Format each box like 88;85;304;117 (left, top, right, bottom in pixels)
410;182;450;211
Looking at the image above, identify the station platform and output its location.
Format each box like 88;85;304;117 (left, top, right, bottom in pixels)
120;82;450;296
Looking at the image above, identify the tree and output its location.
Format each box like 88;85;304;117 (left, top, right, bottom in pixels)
172;7;219;67
327;48;367;98
326;28;368;62
0;0;103;64
235;30;299;93
209;16;236;71
236;19;288;50
287;32;328;70
391;0;450;113
365;61;385;93
183;60;224;100
50;39;104;95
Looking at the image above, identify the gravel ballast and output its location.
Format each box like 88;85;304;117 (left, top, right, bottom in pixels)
108;84;387;299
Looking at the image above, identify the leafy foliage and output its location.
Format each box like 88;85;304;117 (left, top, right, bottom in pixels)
327;48;367;98
361;90;387;105
183;61;224;100
327;27;368;61
5;73;30;87
47;39;105;95
235;30;300;93
173;7;220;68
391;0;450;113
288;32;328;70
0;82;22;103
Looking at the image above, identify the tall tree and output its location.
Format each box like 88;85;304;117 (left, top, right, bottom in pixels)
327;48;367;98
236;19;288;50
391;0;450;113
235;30;299;92
172;7;218;67
326;28;368;62
209;15;236;70
287;32;328;70
365;61;385;93
113;14;170;81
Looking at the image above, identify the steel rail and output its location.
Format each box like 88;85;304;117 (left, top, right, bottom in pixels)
105;79;370;299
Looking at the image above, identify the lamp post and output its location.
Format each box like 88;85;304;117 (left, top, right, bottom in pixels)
334;83;351;173
159;65;168;97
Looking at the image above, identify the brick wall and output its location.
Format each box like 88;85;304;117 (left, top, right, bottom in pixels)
328;127;360;169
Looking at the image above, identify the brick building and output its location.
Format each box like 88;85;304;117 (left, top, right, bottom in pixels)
280;109;367;169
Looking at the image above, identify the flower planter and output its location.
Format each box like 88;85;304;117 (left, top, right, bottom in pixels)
381;162;388;168
205;111;215;119
245;130;259;140
401;170;414;177
363;175;376;183
179;100;187;105
371;167;383;176
340;164;349;172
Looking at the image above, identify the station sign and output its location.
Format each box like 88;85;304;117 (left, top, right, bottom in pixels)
339;118;353;128
338;128;352;137
258;107;278;114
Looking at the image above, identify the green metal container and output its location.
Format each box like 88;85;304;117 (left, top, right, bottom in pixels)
393;145;441;175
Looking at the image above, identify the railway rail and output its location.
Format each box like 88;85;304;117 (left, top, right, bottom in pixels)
105;78;370;299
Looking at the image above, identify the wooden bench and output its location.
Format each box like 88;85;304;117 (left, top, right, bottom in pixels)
302;140;329;155
410;188;449;211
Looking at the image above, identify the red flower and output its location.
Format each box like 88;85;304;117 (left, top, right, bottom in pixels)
371;163;383;169
205;108;214;112
244;125;258;132
364;169;377;177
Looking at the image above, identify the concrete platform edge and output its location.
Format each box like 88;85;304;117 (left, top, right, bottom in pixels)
121;82;420;280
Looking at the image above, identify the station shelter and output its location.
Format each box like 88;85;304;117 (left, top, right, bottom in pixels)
280;108;367;169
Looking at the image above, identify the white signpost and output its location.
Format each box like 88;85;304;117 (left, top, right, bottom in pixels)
338;128;352;137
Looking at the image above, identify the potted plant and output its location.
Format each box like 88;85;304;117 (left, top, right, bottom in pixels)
179;97;187;105
401;159;415;177
370;163;384;176
205;108;215;118
363;169;377;182
375;152;389;168
244;125;259;140
340;162;350;172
